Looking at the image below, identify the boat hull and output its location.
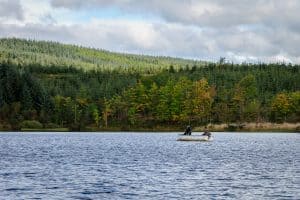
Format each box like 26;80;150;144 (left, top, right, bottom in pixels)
177;136;213;142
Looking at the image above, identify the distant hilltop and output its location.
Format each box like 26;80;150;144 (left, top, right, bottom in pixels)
0;38;206;73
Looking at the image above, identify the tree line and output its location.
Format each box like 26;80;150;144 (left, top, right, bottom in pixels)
0;60;299;131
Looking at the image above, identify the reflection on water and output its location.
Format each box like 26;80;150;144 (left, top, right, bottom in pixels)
0;132;299;199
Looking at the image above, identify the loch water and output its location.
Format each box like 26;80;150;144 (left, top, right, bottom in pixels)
0;132;299;199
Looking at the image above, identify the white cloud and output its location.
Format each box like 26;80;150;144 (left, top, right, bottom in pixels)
0;0;23;20
49;0;300;29
0;0;300;63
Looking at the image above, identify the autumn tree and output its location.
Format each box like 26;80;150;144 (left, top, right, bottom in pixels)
232;74;258;122
271;93;291;122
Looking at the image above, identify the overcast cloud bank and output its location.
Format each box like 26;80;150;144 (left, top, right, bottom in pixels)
0;0;299;63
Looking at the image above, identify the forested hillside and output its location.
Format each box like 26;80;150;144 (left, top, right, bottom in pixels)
0;38;205;73
0;38;299;131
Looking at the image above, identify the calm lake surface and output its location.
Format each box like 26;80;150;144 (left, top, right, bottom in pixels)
0;132;299;200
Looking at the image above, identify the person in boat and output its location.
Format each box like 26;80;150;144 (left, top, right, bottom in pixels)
202;126;212;139
184;125;192;135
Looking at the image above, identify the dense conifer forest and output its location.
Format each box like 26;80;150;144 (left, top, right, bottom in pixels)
0;38;299;131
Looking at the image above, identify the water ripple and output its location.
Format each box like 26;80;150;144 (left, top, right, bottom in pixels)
0;132;299;199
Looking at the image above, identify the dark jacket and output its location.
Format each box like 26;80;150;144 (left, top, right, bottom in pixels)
202;131;211;137
184;126;192;135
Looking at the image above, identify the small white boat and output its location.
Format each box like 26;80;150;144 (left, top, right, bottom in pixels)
177;135;213;142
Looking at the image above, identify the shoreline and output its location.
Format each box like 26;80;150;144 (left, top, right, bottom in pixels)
0;122;299;133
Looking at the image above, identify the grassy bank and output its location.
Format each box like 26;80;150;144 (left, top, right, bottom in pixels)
1;123;299;132
83;123;300;132
21;128;69;132
194;123;300;132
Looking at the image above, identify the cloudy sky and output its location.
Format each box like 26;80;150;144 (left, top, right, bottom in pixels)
0;0;299;63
